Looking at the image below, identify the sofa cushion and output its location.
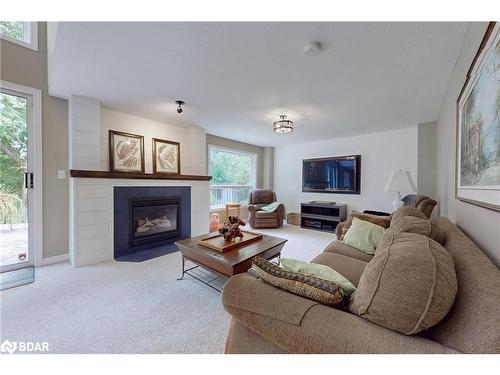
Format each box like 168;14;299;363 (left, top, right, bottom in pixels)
391;206;428;221
311;252;368;286
389;206;445;245
390;215;431;236
280;258;356;297
349;231;458;335
343;217;385;255
429;223;446;245
222;273;319;326
338;211;391;240
324;240;374;262
422;218;500;353
251;257;344;307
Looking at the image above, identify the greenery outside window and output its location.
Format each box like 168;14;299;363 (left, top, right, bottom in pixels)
0;21;38;51
208;145;257;209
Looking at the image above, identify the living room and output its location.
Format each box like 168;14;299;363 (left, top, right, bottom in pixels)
0;1;499;372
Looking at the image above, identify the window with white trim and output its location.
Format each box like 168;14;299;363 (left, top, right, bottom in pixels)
208;145;257;209
0;22;38;51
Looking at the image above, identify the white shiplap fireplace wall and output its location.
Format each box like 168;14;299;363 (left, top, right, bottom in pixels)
68;95;209;267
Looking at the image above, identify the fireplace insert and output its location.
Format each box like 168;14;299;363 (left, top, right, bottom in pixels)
113;186;191;259
129;197;180;247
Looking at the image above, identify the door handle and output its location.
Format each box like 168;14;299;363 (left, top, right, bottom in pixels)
24;172;34;189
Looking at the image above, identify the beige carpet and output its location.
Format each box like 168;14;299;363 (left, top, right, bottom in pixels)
0;224;335;353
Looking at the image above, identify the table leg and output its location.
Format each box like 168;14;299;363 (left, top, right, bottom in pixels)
177;256;186;280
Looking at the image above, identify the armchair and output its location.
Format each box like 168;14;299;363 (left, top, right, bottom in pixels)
248;189;285;229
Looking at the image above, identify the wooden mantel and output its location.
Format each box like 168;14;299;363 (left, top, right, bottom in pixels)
70;170;212;181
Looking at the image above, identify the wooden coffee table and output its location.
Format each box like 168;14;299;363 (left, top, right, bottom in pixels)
175;232;287;292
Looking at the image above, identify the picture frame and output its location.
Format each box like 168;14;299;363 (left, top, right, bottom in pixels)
455;22;500;212
152;138;181;175
109;130;145;173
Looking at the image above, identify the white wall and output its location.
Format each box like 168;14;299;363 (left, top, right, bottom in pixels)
100;108;206;175
417;122;437;200
274;127;418;215
436;22;500;266
68;95;101;170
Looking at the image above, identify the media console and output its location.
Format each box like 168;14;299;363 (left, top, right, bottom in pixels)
300;201;347;233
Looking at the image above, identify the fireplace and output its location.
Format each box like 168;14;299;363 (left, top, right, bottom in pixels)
130;197;179;247
114;186;191;259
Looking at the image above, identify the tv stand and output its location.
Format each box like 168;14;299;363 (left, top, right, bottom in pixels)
300;201;347;233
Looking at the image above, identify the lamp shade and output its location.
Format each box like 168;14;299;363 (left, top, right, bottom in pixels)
385;170;417;193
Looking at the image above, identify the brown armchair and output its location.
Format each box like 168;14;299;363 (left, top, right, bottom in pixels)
248;189;285;229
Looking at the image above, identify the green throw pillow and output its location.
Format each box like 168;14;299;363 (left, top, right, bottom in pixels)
280;258;356;297
342;217;385;255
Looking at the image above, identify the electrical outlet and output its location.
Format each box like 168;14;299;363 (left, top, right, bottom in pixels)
57;170;66;179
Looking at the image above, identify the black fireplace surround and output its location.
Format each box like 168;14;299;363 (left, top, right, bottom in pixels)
113;186;191;259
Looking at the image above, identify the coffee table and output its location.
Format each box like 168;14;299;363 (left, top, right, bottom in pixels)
175;232;287;292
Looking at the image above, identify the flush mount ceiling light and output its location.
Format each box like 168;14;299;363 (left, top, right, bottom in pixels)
175;100;185;114
273;115;294;134
304;41;322;56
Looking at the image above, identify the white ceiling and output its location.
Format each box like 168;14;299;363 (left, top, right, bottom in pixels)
48;22;468;147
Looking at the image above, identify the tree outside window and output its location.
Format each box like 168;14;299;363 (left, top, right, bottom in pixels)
209;147;256;208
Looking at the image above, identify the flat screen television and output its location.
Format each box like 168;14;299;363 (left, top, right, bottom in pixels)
302;155;361;194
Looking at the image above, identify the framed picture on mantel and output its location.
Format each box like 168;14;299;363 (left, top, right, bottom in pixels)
456;22;499;212
152;138;180;175
109;130;145;173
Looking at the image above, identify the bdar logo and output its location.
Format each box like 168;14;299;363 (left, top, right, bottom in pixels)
1;340;17;354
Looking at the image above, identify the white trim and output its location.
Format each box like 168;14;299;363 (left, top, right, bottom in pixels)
0;80;43;267
0;22;38;51
41;254;69;266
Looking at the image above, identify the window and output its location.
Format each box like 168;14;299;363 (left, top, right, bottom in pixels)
208;146;257;209
0;21;38;51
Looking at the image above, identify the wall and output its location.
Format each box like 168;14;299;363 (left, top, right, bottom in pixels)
417;122;437;200
100;108;206;175
436;22;500;266
274;127;419;215
1;22;69;259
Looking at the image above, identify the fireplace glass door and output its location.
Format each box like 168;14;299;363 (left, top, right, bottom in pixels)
130;198;180;247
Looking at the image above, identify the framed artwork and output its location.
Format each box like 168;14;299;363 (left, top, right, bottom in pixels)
456;22;500;212
109;130;145;173
152;138;180;175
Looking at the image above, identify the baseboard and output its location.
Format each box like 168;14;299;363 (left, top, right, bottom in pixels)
41;254;69;266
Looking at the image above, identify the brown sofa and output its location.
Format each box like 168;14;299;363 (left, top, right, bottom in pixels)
247;189;285;229
222;217;500;353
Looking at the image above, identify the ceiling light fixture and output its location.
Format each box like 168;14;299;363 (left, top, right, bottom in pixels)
175;100;185;114
273;115;294;134
304;41;322;56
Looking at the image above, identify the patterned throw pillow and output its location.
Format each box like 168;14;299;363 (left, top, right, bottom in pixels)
251;257;344;307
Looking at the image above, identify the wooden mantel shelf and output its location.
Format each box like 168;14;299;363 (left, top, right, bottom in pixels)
70;170;212;181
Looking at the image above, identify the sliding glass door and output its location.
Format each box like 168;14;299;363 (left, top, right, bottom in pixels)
0;88;35;272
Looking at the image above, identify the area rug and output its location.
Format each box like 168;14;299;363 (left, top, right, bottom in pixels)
0;266;35;291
